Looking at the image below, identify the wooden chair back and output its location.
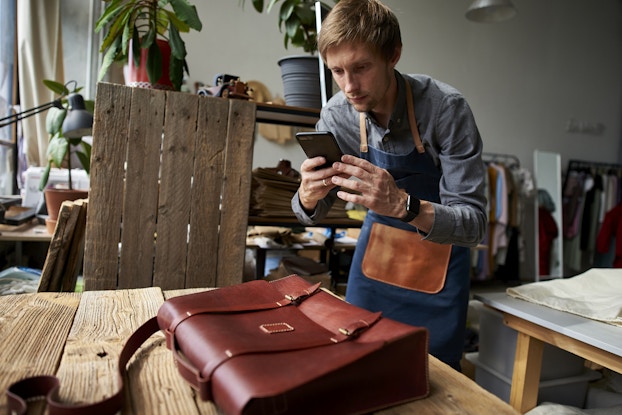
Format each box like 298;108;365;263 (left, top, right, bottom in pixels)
83;83;256;290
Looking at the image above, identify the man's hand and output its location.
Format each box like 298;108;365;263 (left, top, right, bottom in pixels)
297;156;343;212
330;155;406;218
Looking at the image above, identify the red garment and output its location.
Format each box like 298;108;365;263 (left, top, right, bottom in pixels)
596;203;622;268
538;206;558;275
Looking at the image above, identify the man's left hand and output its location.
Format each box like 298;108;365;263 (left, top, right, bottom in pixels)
331;154;406;219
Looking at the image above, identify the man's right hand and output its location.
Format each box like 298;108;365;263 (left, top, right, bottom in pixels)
297;156;342;212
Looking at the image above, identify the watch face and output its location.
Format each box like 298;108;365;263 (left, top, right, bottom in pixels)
409;195;420;215
401;193;419;222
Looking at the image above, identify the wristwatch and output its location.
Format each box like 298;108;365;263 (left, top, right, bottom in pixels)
400;193;420;222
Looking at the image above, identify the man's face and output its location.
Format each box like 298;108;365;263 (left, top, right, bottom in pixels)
325;42;398;113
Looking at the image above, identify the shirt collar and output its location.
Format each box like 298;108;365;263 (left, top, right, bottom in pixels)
364;69;408;131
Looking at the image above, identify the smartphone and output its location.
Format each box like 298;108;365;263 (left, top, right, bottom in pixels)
295;131;344;170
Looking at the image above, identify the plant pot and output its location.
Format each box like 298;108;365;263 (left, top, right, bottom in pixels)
44;188;89;226
278;55;323;109
125;39;174;90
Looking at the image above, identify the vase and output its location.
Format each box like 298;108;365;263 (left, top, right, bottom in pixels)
44;188;89;234
125;39;174;90
278;55;324;109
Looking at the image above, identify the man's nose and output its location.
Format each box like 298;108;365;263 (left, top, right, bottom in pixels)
343;73;358;94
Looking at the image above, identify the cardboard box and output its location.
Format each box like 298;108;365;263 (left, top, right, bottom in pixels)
466;352;601;408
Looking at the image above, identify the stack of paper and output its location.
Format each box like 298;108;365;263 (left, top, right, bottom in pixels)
250;168;348;218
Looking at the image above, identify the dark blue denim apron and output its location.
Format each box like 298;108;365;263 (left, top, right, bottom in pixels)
345;82;471;368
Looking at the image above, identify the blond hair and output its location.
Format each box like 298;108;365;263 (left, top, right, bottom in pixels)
318;0;402;62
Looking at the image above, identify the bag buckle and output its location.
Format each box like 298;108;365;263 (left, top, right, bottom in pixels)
337;312;383;339
283;282;321;304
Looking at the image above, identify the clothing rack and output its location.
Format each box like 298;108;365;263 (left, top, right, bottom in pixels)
564;159;622;191
566;159;622;172
482;152;521;167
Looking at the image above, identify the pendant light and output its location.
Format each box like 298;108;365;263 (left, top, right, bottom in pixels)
466;0;518;23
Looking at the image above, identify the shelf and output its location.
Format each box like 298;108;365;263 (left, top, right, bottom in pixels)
255;102;320;128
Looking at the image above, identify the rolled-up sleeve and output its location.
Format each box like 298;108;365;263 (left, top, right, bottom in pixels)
424;94;487;247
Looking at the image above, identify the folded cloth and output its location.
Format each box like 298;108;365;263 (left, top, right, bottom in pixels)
506;268;622;326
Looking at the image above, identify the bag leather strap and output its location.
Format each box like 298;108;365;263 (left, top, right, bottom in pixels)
7;316;160;415
165;281;322;333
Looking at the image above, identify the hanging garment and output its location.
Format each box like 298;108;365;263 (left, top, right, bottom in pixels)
596;203;622;268
539;206;559;275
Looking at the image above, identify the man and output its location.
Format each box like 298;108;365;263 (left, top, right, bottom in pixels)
291;0;487;371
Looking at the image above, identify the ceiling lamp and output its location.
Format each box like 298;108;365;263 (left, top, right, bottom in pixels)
466;0;518;23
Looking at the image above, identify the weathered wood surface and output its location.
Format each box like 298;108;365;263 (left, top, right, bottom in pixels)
378;355;520;415
84;83;255;290
1;289;519;415
0;292;81;414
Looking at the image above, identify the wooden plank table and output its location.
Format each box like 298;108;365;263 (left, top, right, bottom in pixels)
1;288;519;414
475;292;622;414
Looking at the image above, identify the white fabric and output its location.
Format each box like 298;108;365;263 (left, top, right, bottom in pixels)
525;402;622;415
506;269;622;326
17;0;64;167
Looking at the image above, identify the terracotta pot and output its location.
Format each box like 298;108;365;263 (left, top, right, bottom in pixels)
44;188;89;222
125;38;174;90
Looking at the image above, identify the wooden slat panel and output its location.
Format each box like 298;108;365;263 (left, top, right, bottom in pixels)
86;82;255;290
0;293;80;414
152;91;199;289
62;199;88;291
186;97;229;288
217;99;256;286
84;83;132;290
39;198;88;292
119;87;166;288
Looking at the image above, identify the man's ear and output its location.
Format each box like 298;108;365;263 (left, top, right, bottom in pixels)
389;46;402;68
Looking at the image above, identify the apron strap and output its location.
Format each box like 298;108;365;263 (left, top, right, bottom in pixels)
360;111;369;153
359;76;425;154
404;80;425;154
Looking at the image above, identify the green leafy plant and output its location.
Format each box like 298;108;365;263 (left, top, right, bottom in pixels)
95;0;203;91
38;80;94;191
240;0;334;54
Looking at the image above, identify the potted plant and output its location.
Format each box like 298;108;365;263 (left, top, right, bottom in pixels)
243;0;332;54
38;80;93;230
239;0;335;109
95;0;203;91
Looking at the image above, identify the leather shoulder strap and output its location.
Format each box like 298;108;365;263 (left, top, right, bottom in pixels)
358;76;425;154
404;79;425;154
7;317;160;415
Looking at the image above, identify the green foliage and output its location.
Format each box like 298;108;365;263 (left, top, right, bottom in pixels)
240;0;334;54
96;0;203;91
38;80;94;191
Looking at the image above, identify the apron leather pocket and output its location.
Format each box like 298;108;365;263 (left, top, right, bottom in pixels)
362;222;452;293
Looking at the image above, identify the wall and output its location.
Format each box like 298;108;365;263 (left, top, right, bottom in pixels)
59;0;618;280
184;0;622;174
